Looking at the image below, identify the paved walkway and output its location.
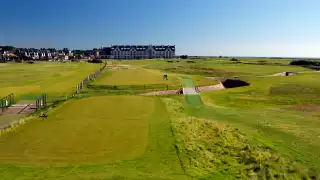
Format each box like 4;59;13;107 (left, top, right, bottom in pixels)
183;87;199;95
182;77;203;106
1;104;36;115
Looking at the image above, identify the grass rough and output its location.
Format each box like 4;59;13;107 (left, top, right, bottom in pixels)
163;98;317;180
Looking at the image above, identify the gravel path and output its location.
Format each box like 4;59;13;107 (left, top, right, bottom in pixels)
141;90;179;96
183;87;199;95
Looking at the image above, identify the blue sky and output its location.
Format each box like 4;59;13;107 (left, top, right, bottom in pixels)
1;0;320;57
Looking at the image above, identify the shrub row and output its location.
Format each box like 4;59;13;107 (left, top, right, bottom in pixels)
290;60;320;66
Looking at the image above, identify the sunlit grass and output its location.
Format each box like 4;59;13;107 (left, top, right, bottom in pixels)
0;96;153;165
0;62;99;100
93;68;181;85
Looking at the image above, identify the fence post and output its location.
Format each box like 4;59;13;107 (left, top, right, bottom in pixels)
42;94;45;106
43;93;47;106
10;93;14;105
1;99;3;112
6;98;8;108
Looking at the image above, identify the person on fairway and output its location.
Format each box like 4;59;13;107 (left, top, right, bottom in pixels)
163;74;168;80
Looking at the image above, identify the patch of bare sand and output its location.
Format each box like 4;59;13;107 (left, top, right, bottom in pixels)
198;83;225;92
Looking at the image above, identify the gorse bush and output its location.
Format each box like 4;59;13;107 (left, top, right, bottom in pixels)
290;60;320;66
88;59;103;63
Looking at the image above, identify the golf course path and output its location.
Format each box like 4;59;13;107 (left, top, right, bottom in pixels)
182;77;203;106
183;87;199;95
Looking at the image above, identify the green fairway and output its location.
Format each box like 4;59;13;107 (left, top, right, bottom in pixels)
184;95;203;107
182;77;196;88
119;60;219;86
0;96;188;179
0;62;99;100
0;96;152;165
122;58;311;78
197;63;309;76
93;68;181;85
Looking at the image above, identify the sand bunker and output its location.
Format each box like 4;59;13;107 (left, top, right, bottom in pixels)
198;79;249;92
198;83;225;92
220;79;250;88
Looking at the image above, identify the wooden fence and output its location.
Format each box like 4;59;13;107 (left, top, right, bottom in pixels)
36;93;47;110
0;93;14;112
75;63;107;95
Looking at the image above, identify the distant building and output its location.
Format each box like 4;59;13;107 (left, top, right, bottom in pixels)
100;47;111;58
109;45;175;59
0;48;3;60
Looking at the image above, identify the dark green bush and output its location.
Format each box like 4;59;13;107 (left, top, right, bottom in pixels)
88;59;103;63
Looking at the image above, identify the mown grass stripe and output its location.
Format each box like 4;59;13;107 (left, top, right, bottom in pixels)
182;77;204;106
185;95;203;106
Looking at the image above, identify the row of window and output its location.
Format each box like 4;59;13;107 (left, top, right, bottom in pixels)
112;52;174;55
113;55;173;59
112;49;174;53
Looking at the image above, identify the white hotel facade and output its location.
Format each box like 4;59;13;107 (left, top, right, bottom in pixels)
108;45;175;59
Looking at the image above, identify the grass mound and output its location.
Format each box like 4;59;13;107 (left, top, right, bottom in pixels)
175;118;313;179
164;98;317;180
